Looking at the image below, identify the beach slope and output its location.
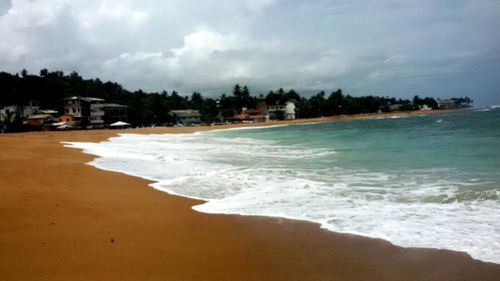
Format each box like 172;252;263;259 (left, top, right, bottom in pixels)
1;124;500;281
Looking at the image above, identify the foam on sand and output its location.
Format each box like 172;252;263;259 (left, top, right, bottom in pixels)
65;126;500;264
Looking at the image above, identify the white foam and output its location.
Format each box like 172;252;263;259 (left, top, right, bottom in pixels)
65;132;500;264
370;115;413;120
208;123;291;133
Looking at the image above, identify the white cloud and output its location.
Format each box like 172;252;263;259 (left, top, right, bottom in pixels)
98;28;272;92
169;28;249;61
160;29;256;86
0;0;498;102
95;0;150;27
0;0;71;63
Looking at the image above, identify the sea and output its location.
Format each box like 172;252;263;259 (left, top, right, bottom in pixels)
66;107;500;264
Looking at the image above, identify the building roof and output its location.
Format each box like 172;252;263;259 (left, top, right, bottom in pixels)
39;109;59;114
101;103;128;108
110;121;130;126
233;113;249;120
51;121;69;126
249;115;266;120
438;99;456;104
246;108;262;114
63;96;105;102
27;114;55;120
169;110;201;118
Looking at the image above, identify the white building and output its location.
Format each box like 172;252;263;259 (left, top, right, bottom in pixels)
90;103;105;125
437;99;456;109
169;109;201;125
267;101;296;120
63;96;104;125
420;104;432;111
0;102;40;123
284;101;296;120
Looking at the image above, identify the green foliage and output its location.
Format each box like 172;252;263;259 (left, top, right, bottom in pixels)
0;69;464;131
274;110;285;120
413;95;438;109
450;97;473;108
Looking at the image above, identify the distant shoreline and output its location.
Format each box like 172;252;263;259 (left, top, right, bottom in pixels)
126;108;459;134
12;108;457;136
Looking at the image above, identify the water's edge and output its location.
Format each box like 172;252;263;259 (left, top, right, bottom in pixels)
62;117;500;265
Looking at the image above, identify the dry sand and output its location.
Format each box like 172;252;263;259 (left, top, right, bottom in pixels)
1;111;500;281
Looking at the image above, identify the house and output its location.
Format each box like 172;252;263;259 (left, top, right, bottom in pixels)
25;114;56;129
169;110;201;125
102;103;128;124
420;104;432;111
284;101;296;120
246;108;267;122
267;101;296;120
0;101;40;123
437;99;456;109
0;107;13;123
89;102;105;127
267;104;286;120
63;96;128;127
232;107;267;123
258;101;270;121
232;112;251;122
257;101;268;113
63;96;105;126
388;104;402;112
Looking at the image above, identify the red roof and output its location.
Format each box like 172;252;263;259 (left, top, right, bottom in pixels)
233;114;249;120
246;108;261;114
249;115;266;120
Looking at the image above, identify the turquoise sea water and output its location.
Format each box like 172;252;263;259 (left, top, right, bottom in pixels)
66;108;500;264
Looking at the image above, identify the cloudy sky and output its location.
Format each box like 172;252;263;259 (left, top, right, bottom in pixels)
1;0;499;104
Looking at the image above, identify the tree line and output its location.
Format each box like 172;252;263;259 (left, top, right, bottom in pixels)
0;69;470;131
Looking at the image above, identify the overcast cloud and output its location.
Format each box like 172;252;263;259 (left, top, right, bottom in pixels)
1;0;499;104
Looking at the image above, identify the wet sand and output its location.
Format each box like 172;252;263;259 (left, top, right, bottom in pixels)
1;111;500;280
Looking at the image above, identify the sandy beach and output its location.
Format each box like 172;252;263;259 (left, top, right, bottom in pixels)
2;111;500;281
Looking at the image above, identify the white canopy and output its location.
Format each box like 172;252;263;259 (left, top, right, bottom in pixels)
56;124;72;130
51;121;67;126
110;121;130;127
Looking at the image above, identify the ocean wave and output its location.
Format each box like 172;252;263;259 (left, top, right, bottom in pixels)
65;128;500;264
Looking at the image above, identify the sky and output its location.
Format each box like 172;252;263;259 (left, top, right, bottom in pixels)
0;0;499;105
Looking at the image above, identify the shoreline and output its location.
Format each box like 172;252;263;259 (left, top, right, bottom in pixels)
106;109;459;136
2;109;500;280
66;108;495;264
